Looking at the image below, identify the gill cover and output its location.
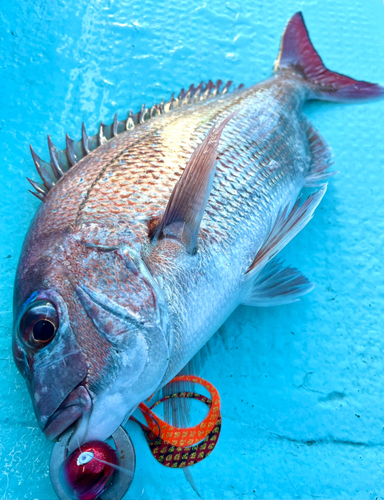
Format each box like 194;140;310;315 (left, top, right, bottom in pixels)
64;243;173;449
13;234;172;449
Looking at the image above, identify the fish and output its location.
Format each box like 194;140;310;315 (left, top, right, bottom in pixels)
12;12;383;455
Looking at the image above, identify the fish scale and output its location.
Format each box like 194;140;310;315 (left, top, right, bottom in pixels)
13;12;384;455
79;83;299;248
24;82;298;261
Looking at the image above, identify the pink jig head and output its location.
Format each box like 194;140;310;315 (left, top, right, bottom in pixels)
50;426;135;500
59;441;117;500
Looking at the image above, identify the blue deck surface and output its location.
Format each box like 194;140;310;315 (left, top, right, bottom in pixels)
1;1;384;498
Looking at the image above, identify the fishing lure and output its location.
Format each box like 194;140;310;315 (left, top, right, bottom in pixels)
12;12;383;500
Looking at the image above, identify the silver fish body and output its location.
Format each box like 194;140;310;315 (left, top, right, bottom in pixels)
142;75;310;383
13;12;384;452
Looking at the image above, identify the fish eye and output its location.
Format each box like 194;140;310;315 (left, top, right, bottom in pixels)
19;300;59;348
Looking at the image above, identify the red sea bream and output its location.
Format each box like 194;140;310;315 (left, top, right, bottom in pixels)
12;13;384;453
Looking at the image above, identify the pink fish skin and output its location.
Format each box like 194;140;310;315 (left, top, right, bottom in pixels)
13;12;383;452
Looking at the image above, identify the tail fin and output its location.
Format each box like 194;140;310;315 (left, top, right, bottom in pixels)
274;12;384;102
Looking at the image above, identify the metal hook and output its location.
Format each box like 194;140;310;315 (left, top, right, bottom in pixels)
49;426;135;500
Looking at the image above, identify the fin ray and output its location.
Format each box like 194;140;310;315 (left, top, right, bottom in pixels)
29;145;56;190
304;120;337;187
152;111;237;253
27;177;47;196
243;258;314;307
47;135;66;178
65;134;79;166
275;12;384;102
27;80;244;200
246;186;327;279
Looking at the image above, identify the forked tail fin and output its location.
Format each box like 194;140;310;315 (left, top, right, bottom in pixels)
274;12;384;102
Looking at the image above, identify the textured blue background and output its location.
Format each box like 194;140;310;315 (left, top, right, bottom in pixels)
1;1;384;498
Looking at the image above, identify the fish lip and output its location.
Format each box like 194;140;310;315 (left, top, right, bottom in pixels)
43;385;92;441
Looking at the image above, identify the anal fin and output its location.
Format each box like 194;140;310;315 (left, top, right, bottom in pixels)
246;186;326;279
243;258;314;307
304;121;337;187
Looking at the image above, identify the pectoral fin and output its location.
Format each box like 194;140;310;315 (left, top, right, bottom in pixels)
151;112;237;254
242;258;313;307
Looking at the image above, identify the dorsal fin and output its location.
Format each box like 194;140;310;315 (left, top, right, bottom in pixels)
47;135;65;178
151;111;237;254
27;80;243;201
29;145;57;190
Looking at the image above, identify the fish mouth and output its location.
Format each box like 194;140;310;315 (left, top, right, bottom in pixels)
43;385;92;441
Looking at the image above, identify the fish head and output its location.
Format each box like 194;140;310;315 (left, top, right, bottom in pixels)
13;232;172;452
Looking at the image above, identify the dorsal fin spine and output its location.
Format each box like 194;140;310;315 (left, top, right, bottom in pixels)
27;177;47;195
65;134;78;167
28;80;244;200
81;123;91;155
112;114;118;138
47;135;65;178
29;190;45;202
126;111;135;130
221;81;233;95
139;104;148;124
29;145;56;190
98;123;107;145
